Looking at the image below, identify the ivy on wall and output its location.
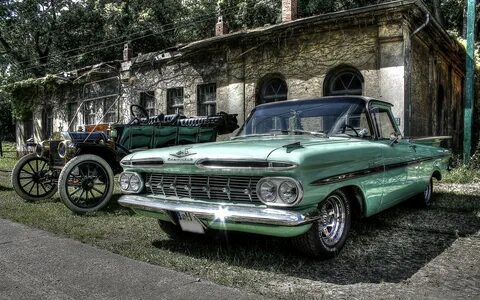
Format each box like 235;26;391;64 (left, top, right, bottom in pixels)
0;75;71;120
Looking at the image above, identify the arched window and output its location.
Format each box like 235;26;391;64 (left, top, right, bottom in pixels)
258;75;288;104
324;66;363;96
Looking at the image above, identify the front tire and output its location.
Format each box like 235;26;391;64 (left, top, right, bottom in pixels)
293;189;351;259
58;154;114;214
11;153;57;201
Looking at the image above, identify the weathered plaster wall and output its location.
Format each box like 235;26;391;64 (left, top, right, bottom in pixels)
242;26;380;116
378;22;405;129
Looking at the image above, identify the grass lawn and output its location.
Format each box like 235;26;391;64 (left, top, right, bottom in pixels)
0;154;479;298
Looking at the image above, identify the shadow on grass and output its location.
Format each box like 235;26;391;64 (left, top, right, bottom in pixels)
78;194;136;217
151;191;480;285
0;185;13;191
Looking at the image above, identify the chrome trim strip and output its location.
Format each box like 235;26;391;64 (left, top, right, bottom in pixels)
121;158;165;168
311;154;451;185
195;158;297;170
118;194;320;226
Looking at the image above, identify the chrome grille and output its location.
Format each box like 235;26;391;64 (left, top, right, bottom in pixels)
147;173;262;203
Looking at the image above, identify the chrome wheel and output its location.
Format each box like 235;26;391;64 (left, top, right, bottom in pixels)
292;189;351;259
319;194;346;246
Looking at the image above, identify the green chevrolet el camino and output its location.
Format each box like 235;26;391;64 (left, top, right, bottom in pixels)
118;96;451;258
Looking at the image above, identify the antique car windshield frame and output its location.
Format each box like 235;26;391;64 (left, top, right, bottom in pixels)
237;97;378;140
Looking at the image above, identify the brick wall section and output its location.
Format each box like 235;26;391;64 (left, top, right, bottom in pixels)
215;16;228;36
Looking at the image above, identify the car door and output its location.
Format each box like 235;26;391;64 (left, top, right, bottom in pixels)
370;103;417;210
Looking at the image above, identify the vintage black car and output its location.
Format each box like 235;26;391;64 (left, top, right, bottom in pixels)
11;104;238;213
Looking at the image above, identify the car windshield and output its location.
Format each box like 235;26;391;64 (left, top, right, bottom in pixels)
237;98;372;138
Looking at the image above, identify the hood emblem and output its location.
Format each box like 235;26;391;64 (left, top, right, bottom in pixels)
170;147;196;158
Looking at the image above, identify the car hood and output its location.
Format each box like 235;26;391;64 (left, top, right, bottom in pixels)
123;135;364;165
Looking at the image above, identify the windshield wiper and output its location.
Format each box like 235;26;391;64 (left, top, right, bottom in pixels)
231;133;274;139
270;129;328;137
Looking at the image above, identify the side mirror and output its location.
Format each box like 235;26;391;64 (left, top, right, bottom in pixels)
389;132;401;146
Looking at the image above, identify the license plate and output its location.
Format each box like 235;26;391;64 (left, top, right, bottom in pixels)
176;212;205;234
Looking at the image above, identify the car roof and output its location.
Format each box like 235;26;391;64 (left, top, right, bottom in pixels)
255;96;393;109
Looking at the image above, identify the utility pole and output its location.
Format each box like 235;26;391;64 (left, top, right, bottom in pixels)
464;0;475;163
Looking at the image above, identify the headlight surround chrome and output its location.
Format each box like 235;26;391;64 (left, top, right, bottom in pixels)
119;172;143;194
35;141;50;158
57;141;74;158
256;177;303;206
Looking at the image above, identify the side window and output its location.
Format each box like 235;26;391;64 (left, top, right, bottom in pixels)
198;83;216;116
167;87;184;114
139;91;156;116
372;107;397;139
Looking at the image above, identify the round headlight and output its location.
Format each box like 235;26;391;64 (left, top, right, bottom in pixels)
58;142;67;158
257;177;303;206
119;173;131;190
129;175;141;192
278;181;298;204
259;180;277;202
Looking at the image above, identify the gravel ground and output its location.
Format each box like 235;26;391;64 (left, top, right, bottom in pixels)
259;183;480;299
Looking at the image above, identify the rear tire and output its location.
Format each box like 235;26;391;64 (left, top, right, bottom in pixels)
412;177;433;208
293;189;351;259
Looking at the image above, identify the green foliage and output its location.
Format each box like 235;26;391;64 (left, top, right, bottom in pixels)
443;152;480;184
217;0;281;31
1;75;70;120
0;99;14;141
0;0;475;83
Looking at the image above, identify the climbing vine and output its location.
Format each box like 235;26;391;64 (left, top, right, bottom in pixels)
1;75;71;120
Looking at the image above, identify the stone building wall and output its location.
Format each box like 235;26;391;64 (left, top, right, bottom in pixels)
13;1;468;153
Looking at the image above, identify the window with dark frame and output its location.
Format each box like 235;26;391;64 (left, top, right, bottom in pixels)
167;87;184;114
83;100;96;125
324;68;363;96
42;107;54;139
67;102;78;130
81;77;120;126
259;77;288;104
82;96;118;125
197;83;216;116
140;91;156;117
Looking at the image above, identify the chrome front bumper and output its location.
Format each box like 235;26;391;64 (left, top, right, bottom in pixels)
118;195;320;226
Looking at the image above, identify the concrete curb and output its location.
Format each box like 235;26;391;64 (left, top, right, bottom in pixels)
0;218;262;300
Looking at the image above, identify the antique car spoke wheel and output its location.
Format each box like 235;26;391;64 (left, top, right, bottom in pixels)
59;154;114;214
293;189;351;259
11;153;57;201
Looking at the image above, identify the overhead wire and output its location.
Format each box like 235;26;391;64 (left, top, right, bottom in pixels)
12;0;281;73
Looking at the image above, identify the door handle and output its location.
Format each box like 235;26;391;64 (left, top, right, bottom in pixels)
409;144;417;151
